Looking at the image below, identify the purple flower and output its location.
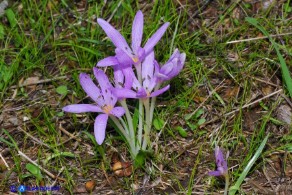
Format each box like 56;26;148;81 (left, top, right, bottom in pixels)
62;68;125;145
155;49;186;82
96;10;170;67
112;51;170;99
209;146;228;177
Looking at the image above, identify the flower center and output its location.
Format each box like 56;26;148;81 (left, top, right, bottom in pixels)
132;56;139;63
102;105;113;114
146;91;151;97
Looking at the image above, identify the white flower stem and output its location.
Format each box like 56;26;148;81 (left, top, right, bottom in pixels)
110;116;137;157
119;100;137;154
149;84;161;123
137;99;143;150
142;98;151;150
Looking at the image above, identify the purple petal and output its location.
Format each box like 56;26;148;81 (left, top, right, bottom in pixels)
137;47;146;62
97;18;130;51
93;68;116;106
150;84;170;97
110;106;125;117
142;51;155;88
79;73;102;104
112;88;137;99
113;66;124;88
208;171;222;177
143;22;170;55
156;72;170;81
131;10;144;54
160;61;175;76
168;48;180;61
62;104;102;113
122;67;134;89
94;114;109;145
180;53;186;65
115;48;135;66
215;146;225;165
97;56;119;67
136;88;147;98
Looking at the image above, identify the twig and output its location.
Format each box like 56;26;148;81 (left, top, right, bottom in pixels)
59;123;82;142
18;150;66;181
11;76;67;88
58;123;92;148
225;89;283;116
250;76;279;87
226;32;292;44
0;152;10;170
51;166;65;187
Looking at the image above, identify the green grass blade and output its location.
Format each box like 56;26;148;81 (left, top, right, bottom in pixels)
44;152;76;165
245;17;292;97
229;133;269;195
1;128;19;150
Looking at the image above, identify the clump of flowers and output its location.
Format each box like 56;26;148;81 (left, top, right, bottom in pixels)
63;10;186;160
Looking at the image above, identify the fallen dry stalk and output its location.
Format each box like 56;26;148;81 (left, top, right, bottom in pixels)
0;152;10;170
18;150;66;181
225;89;283;116
226;32;292;44
11;76;67;88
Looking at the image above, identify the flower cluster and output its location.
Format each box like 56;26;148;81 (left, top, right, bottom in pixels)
63;10;186;159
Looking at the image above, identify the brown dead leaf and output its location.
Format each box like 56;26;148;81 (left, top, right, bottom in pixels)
261;85;273;96
193;96;206;103
223;86;240;101
112;161;133;177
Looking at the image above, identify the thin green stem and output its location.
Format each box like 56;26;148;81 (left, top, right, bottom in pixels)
120;100;135;142
137;99;143;150
224;173;229;195
149;84;161;123
142;98;150;150
110;116;137;157
119;99;138;157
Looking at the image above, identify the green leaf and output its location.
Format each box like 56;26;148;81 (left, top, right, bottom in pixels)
197;118;206;126
44;152;75;165
134;150;153;168
56;85;68;95
5;9;17;28
176;126;188;138
134;150;146;168
229;134;269;195
194;109;204;118
184;109;204;121
186;121;197;131
56;112;64;117
153;118;164;130
26;163;42;181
